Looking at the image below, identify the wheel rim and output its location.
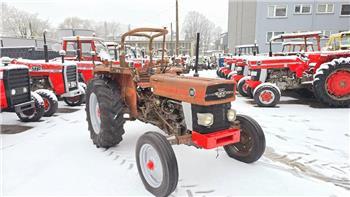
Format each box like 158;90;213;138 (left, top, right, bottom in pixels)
259;90;275;105
89;93;101;134
231;127;253;156
43;98;50;112
242;83;248;94
139;144;163;188
326;69;350;100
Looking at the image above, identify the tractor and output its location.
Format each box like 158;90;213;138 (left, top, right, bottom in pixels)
244;31;350;107
85;28;266;196
0;57;45;122
11;57;85;108
236;31;322;98
60;36;112;84
217;44;259;79
324;31;350;51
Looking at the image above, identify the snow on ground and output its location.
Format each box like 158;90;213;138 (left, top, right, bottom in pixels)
1;70;350;196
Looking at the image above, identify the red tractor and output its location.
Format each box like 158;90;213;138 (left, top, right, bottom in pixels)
61;36;111;84
236;32;320;98
217;44;259;79
11;57;85;107
1;58;45;121
244;31;350;107
85;28;266;196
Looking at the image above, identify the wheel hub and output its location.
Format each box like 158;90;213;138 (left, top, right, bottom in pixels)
326;70;350;97
259;90;274;104
139;144;163;188
147;160;155;171
242;84;248;93
44;98;49;111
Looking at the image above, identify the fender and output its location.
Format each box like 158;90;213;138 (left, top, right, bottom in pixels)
0;79;8;109
253;82;281;96
245;79;262;90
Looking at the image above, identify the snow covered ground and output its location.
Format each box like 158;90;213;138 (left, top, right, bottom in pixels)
1;70;350;196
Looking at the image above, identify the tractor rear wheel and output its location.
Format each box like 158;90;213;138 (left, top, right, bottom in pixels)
237;77;249;97
17;92;45;122
35;89;58;117
85;78;125;148
313;58;350;107
136;132;178;197
224;115;265;163
253;84;280;107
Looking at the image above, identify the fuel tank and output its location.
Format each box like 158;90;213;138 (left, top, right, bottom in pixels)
150;74;236;106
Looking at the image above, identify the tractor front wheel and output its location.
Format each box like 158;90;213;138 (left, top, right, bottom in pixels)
35;89;58;117
313;58;350;107
224;115;266;163
237;77;250;97
63;95;84;106
253;84;280;107
85;78;125;148
136;132;178;197
16;92;45;122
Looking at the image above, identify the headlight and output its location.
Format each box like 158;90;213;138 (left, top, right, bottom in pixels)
69;81;77;88
23;87;28;93
197;113;214;127
235;67;243;71
250;71;258;76
227;109;237;122
11;89;16;95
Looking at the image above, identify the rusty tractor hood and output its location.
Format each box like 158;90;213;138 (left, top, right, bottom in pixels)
150;74;236;106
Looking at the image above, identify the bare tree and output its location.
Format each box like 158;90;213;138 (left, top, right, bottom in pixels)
182;11;222;52
1;3;51;38
59;17;121;40
93;21;121;40
58;17;93;30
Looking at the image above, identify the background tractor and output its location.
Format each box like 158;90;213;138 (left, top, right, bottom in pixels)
1;58;45;121
85;28;266;197
244;31;350;107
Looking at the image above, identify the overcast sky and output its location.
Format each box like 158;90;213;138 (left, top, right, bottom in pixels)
3;0;229;31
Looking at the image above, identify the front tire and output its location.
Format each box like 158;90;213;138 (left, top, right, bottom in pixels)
237;77;250;97
224;115;266;163
86;78;125;148
136;132;178;197
63;95;84;106
313;58;350;107
35;89;58;117
16;92;45;122
253;84;280;107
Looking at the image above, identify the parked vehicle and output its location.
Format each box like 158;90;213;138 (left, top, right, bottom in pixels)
85;28;266;196
61;36;110;84
11;58;85;107
244;31;350;107
234;31;322;97
324;31;350;51
0;58;45;121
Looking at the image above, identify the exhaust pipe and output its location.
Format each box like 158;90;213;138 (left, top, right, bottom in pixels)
194;32;200;77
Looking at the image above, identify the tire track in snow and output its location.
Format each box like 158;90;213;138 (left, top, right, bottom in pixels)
264;146;350;190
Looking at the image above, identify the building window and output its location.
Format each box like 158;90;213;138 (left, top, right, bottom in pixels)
268;5;288;18
341;4;350;16
266;31;285;42
294;4;312;14
317;3;334;14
